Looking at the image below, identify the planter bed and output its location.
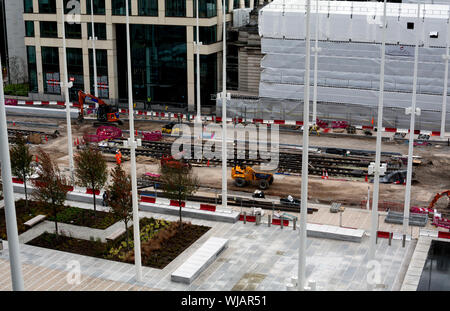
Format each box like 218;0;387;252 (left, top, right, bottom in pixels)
0;199;121;239
27;217;211;269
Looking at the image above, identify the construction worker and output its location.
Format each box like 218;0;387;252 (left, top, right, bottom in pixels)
115;149;122;165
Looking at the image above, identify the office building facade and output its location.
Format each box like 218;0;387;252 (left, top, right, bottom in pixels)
22;0;258;112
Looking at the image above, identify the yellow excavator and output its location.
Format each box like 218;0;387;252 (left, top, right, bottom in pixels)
231;165;274;190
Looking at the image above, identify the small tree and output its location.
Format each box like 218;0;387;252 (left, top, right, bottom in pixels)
10;133;34;211
105;164;132;249
74;145;108;221
32;148;69;237
159;165;198;230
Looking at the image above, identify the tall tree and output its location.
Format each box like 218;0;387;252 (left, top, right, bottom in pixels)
105;164;132;249
74;145;108;221
32;148;69;237
159;165;198;230
10;133;34;211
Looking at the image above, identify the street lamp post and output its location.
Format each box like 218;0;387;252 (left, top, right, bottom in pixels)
0;57;24;291
367;0;387;291
312;0;320;125
403;3;422;244
126;0;143;283
221;0;228;210
61;0;75;183
195;0;202;123
90;0;98;100
298;0;311;292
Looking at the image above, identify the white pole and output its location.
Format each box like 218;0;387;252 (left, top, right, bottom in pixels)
441;10;450;139
403;3;421;240
222;0;228;210
367;0;387;291
195;0;201;122
90;0;98;100
126;0;142;283
312;0;319;125
298;0;311;292
0;57;24;291
366;186;370;210
61;0;74;183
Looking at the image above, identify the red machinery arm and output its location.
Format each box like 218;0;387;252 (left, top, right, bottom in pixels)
77;90;106;117
428;190;450;210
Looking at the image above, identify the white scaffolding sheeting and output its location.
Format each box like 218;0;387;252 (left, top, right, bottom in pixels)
257;0;450;114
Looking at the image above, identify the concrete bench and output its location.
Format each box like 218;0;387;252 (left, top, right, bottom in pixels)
171;237;228;284
24;215;46;228
106;228;126;242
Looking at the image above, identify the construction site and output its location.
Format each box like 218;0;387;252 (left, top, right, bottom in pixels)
0;0;449;294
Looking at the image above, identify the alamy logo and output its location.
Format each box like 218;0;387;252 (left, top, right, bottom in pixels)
170;122;280;170
66;0;81;24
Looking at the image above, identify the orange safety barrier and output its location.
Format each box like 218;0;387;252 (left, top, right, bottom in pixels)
200;204;216;212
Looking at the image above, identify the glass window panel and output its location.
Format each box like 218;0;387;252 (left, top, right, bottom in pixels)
112;0;131;15
25;21;35;37
38;0;56;13
40;21;58;38
65;22;82;39
138;0;158;16
116;24;187;106
194;0;216;18
24;0;33;13
194;53;217;107
26;46;38;93
41;46;60;94
87;23;107;40
88;49;109;98
86;0;106;15
165;0;185;17
66;48;84;101
194;25;217;45
63;0;81;14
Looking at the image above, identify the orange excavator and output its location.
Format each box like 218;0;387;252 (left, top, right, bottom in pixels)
77;90;123;126
428;190;450;210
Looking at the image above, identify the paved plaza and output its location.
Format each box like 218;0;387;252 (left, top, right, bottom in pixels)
0;195;415;291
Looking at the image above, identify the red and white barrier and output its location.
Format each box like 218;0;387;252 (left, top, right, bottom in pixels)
7;99;448;137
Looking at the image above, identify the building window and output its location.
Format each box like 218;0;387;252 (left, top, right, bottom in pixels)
138;0;158;16
66;48;84;101
194;25;217;45
165;0;185;17
194;0;217;18
407;22;414;30
26;46;38;93
63;0;81;14
38;0;56;13
86;0;106;15
65;23;82;39
41;46;60;94
194;53;217;107
87;23;107;40
112;0;131;15
116;24;187;106
89;49;109;98
233;0;239;9
24;0;33;13
25;21;35;37
40;21;58;38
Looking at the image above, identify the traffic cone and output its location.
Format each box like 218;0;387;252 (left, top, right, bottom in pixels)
45;135;48;142
325;170;329;180
35;155;38;162
76;138;79;146
321;169;325;179
365;174;368;182
207;160;210;167
12;121;15;126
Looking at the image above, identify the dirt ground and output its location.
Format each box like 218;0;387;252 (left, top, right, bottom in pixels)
9;115;450;211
